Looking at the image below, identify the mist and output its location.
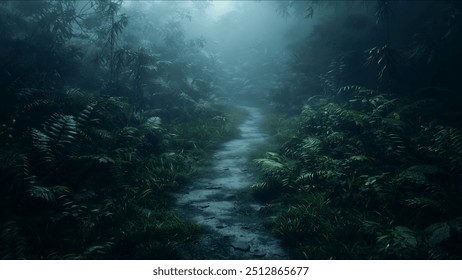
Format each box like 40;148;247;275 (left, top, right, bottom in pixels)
119;1;314;104
1;0;462;262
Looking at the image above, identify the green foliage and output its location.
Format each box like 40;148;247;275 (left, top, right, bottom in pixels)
260;75;462;259
376;226;420;259
251;152;295;198
2;0;462;261
365;44;401;90
0;71;243;261
0;0;250;260
258;0;462;260
273;193;333;245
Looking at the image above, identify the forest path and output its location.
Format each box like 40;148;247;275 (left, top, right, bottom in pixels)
175;106;287;259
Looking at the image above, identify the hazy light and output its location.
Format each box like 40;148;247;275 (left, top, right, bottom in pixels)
206;1;236;20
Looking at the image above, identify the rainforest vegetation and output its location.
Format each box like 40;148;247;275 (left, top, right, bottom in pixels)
0;0;242;259
1;0;462;260
252;1;462;259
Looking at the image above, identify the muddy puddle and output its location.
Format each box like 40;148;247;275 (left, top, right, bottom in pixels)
175;106;288;259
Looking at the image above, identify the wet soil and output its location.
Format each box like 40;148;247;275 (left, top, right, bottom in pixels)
175;106;288;259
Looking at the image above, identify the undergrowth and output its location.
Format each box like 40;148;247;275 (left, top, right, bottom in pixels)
253;90;462;259
0;88;241;259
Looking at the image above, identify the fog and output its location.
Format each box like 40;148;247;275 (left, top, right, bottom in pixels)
115;1;380;107
120;1;316;104
2;0;462;261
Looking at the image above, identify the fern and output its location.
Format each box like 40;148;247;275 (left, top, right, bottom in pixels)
252;152;295;196
372;98;398;117
382;131;406;156
337;85;377;98
300;136;322;154
0;220;28;259
253;158;285;172
392;164;462;224
76;102;97;126
253;152;291;175
295;169;342;189
325;131;345;146
30;129;54;163
87;128;113;141
377;226;420;258
324;102;367;128
30;113;81;165
250;182;269;192
404;197;443;212
44;114;78;148
417;125;462;174
408;33;437;64
365;44;400;85
26;185;56;203
424;222;453;247
273;193;333;245
434;127;462;172
80;242;115;259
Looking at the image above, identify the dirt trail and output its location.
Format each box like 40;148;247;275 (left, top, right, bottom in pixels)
176;106;287;259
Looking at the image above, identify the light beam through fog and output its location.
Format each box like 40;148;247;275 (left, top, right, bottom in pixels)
206;1;235;20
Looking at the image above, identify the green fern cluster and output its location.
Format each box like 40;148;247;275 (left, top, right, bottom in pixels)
255;85;462;259
0;82;243;259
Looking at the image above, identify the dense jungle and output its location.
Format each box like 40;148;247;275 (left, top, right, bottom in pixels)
0;0;461;260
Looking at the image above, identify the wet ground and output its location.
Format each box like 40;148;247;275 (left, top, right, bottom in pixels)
175;106;288;259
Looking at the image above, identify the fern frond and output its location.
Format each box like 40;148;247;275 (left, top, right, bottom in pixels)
81;242;114;259
300;136;322;154
324;103;367;127
30;129;54;163
0;220;28;259
44;114;79;148
76;102;97;125
337;85;376;98
26;185;56;203
377;226;419;255
372;98;398;116
296;172;317;183
88;128;113;140
404;197;443;211
253;158;285;173
326;131;345;145
251;182;269;192
387;132;406;154
425;126;462;172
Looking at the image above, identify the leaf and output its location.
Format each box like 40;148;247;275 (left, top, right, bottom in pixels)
253;158;284;171
97;155;115;164
393;226;418;247
44;114;79;148
26;186;56;203
425;223;451;246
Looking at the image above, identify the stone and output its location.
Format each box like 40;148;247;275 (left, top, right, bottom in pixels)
231;242;250;252
252;250;267;257
224;194;236;200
